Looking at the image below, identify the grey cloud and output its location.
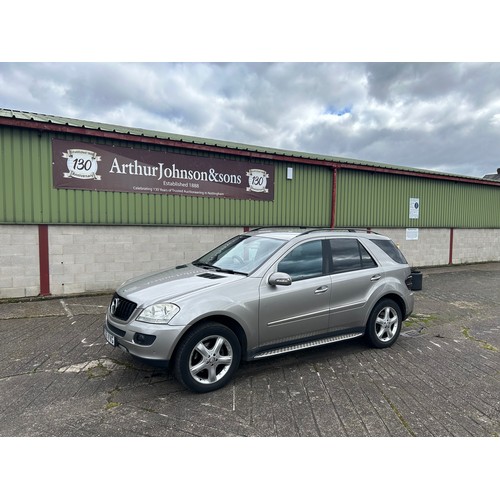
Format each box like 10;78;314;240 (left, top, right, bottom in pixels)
1;62;500;178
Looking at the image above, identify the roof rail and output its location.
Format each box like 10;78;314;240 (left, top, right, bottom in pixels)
248;227;380;236
248;226;310;232
299;228;380;236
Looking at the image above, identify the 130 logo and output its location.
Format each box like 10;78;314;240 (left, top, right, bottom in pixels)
62;149;102;180
246;168;269;193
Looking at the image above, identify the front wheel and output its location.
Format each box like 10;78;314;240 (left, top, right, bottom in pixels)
174;322;241;393
365;299;402;348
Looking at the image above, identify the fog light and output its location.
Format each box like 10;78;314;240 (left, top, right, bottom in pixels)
133;333;156;346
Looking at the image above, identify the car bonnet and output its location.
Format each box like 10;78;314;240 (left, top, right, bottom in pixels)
117;263;245;305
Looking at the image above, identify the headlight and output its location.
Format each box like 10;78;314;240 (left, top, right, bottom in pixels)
137;303;180;324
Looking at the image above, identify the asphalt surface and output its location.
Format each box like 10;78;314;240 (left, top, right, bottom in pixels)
1;263;499;437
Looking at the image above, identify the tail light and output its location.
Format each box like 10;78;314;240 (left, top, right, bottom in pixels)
405;275;413;290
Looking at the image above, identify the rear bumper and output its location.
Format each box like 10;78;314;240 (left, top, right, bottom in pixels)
404;292;414;320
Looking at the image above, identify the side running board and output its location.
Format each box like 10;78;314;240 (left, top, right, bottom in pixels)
253;332;364;359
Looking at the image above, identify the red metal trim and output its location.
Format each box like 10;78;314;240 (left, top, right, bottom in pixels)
38;225;51;296
336;162;500;187
449;227;454;265
3;116;500;187
330;167;337;228
0;117;330;168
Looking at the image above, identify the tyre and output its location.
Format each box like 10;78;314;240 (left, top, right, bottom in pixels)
365;299;402;348
174;322;241;393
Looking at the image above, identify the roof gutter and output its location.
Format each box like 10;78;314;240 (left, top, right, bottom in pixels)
0;116;331;168
2;116;500;188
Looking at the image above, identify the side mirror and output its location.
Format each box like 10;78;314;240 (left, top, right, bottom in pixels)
268;272;292;286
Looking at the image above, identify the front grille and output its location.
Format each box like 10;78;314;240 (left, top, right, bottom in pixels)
110;293;137;322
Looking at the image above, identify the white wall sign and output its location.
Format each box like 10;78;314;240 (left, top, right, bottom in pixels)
409;198;420;219
406;228;419;240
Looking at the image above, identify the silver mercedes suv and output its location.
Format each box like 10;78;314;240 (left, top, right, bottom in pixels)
104;229;414;392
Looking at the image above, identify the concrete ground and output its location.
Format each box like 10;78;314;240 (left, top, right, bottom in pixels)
1;262;499;437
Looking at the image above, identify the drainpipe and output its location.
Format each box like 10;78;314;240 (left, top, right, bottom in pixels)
330;167;337;228
38;225;51;296
449;228;454;265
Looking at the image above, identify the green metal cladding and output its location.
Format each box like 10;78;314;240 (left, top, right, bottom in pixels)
335;169;500;228
2;121;500;229
0;127;331;227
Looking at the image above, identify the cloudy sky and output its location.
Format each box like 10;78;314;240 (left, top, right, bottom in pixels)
2;4;499;180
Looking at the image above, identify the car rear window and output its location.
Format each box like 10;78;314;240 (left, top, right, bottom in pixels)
372;239;408;264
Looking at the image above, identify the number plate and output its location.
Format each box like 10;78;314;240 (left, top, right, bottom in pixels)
104;327;116;347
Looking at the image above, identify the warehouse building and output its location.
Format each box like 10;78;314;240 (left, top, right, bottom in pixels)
1;108;500;299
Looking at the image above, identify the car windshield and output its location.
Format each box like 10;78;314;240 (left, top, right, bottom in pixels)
193;235;286;275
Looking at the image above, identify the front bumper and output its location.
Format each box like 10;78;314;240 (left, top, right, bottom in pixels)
103;314;185;364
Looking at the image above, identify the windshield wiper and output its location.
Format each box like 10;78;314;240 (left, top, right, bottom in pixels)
194;263;248;276
216;267;248;276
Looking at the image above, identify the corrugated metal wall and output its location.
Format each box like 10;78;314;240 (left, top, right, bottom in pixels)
0;127;331;227
336;169;500;228
3;126;500;229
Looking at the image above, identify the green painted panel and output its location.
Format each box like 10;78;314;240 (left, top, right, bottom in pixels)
0;127;331;227
4;125;500;229
336;169;500;228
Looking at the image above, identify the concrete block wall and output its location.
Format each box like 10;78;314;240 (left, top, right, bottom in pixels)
48;225;243;296
0;225;40;298
2;224;500;299
453;229;500;264
376;227;500;267
376;228;451;268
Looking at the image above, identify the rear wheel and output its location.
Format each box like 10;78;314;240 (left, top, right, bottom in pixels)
174;322;241;393
366;299;402;348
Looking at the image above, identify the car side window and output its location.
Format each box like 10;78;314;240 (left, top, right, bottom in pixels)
330;238;377;274
277;240;324;281
371;239;408;264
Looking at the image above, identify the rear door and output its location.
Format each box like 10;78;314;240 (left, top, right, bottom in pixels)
327;238;380;332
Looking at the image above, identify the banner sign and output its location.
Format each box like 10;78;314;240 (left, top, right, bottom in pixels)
52;139;274;201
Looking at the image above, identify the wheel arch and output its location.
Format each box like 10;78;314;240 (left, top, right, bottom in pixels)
372;293;407;319
171;315;248;365
365;294;404;348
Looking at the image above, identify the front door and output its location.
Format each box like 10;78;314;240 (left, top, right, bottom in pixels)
258;240;331;347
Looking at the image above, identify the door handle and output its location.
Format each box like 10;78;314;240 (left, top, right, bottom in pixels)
370;275;381;282
314;286;329;294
